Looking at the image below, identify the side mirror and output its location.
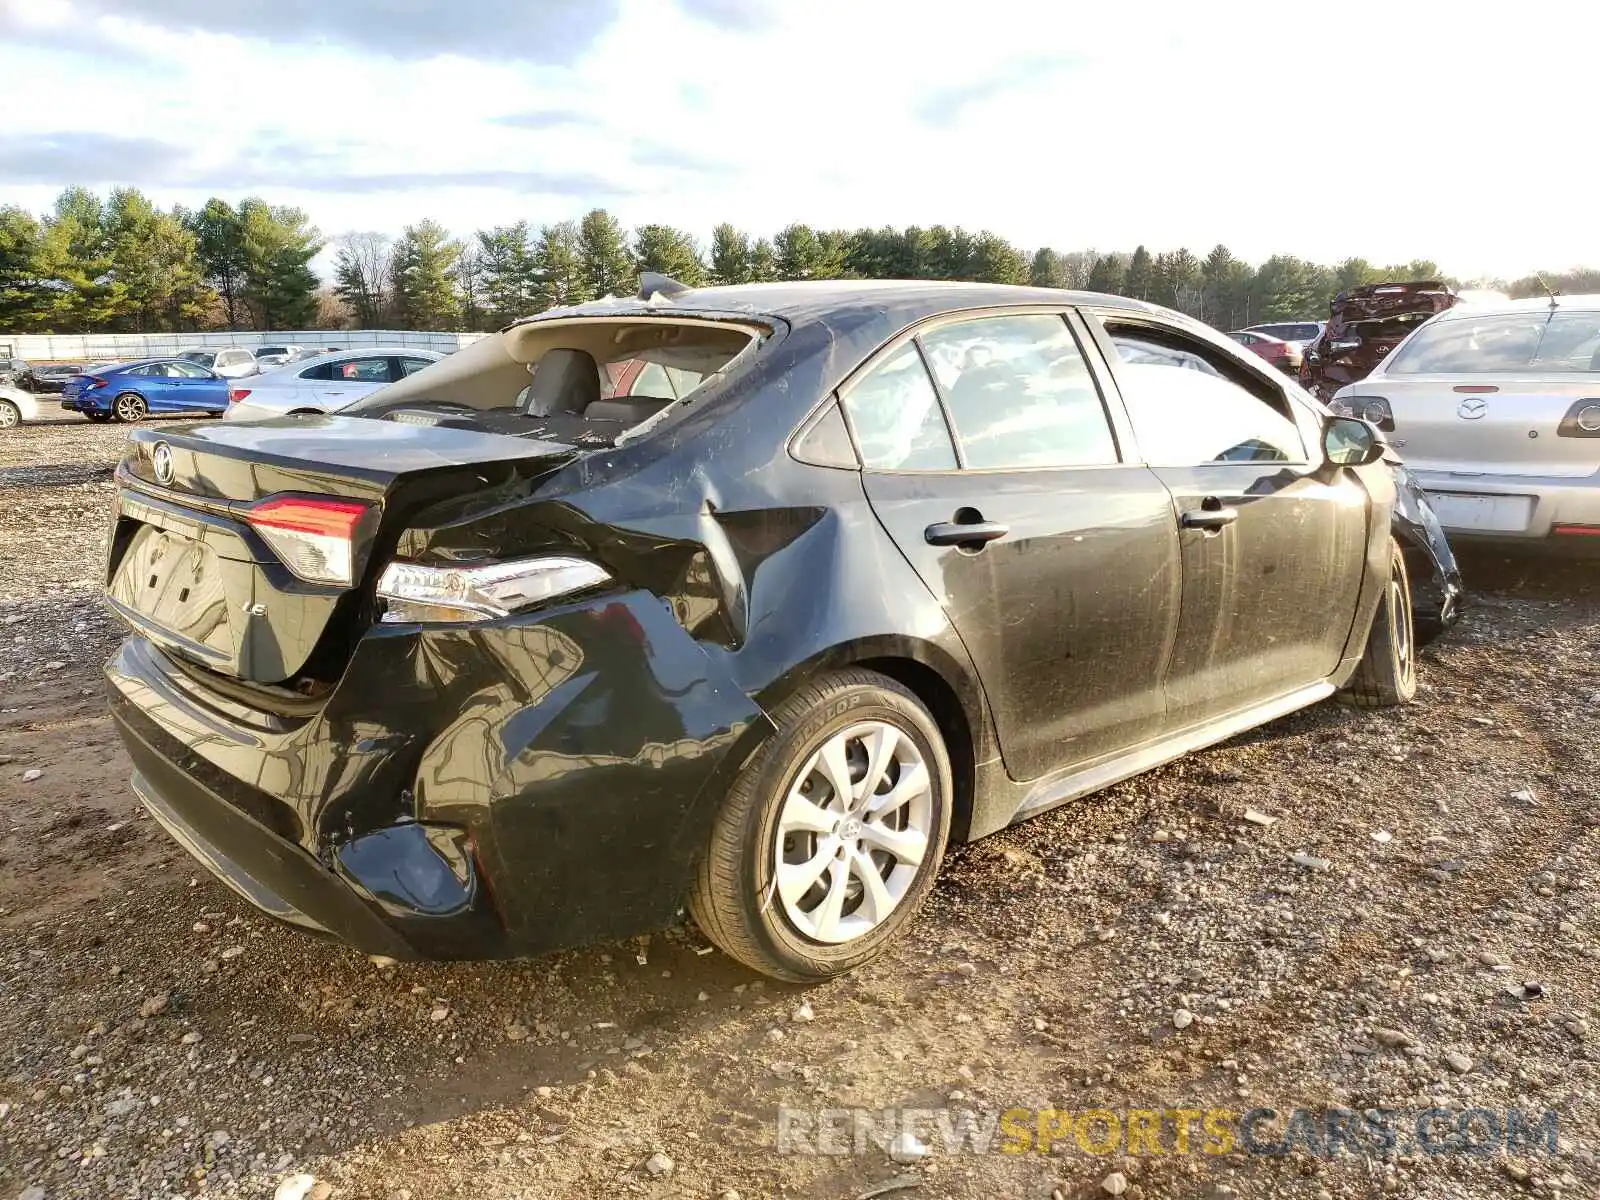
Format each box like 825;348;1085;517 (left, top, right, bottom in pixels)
1323;415;1384;466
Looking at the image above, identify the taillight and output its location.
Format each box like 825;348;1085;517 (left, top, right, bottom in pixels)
245;497;368;586
1329;395;1394;431
1557;400;1600;437
229;388;251;404
375;557;610;623
87;377;109;390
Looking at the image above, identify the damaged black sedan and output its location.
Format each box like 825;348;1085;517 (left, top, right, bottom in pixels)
103;279;1458;981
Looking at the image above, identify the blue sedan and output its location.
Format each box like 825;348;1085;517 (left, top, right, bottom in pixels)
61;359;230;423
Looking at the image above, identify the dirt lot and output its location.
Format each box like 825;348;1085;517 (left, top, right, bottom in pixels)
2;417;1597;1200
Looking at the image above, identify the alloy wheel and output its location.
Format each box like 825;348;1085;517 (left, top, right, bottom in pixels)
114;394;145;423
0;401;18;428
773;721;933;945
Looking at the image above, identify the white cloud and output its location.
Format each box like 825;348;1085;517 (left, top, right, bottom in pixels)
0;0;1593;279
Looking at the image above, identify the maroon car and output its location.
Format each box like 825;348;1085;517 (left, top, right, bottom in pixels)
1300;281;1459;401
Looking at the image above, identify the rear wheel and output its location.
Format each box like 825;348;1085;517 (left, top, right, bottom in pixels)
112;392;147;423
0;400;19;428
689;669;953;982
1342;538;1418;707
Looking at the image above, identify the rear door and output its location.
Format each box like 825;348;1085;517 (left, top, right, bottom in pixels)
131;363;181;410
313;355;395;404
840;309;1182;782
1084;312;1369;727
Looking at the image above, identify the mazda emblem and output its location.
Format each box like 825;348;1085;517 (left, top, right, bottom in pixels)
1457;398;1487;420
152;443;174;485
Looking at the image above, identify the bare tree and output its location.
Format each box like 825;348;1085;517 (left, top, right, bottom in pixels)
332;231;392;328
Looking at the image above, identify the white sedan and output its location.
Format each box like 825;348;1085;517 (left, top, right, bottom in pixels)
0;383;42;428
224;348;445;421
1330;294;1600;548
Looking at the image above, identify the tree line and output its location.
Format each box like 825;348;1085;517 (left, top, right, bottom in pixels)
1;186;1591;336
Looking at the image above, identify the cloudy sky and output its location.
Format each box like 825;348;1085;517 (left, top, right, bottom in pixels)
0;0;1592;280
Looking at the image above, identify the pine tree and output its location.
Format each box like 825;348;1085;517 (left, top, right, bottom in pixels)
923;226;974;280
36;186;122;330
773;223;825;280
1153;247;1201;314
578;209;634;298
476;222;540;326
1086;253;1126;296
0;206;50;330
238;198;323;330
104;188;210;331
710;223;752;284
390;219;462;330
1030;247;1068;289
749;237;778;282
969;231;1028;285
534;220;589;308
633;224;705;286
1124;245;1154;300
187;199;249;329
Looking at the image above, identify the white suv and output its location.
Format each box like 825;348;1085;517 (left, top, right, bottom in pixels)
180;348;258;379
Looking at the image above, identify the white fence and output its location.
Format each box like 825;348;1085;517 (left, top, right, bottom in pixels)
0;329;489;363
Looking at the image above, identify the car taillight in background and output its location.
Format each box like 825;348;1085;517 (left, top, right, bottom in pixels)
229;388;251;404
244;497;369;586
87;377;109;390
1329;395;1395;431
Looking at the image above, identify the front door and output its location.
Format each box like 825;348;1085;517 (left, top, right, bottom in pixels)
840;310;1182;783
1086;314;1370;727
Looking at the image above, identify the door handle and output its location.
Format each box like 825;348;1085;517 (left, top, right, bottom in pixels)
925;520;1009;547
1180;504;1239;531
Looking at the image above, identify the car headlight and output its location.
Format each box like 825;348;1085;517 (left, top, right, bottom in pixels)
376;556;610;623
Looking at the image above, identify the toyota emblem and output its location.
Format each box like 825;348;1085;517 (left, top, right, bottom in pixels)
1457;397;1488;420
152;442;174;485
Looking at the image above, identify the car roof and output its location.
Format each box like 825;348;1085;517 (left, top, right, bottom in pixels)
524;279;1164;341
106;358;188;371
1429;293;1600;323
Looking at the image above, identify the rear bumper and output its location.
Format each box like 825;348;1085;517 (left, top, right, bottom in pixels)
106;592;769;960
62;394;110;414
1412;468;1600;544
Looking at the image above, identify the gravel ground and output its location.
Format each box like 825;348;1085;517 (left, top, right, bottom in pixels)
1;417;1597;1200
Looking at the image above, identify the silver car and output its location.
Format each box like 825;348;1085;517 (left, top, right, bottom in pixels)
224;348;445;421
1330;296;1600;548
0;383;43;428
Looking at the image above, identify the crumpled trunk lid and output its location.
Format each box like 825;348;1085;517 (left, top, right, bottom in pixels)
105;416;579;685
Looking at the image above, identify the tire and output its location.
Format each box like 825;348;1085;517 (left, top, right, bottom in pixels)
112;392;147;423
0;400;19;429
1342;538;1418;708
689;668;953;982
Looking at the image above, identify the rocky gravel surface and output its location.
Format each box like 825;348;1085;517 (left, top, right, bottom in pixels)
1;418;1597;1199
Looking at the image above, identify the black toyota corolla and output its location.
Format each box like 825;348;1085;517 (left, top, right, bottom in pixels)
103;279;1459;981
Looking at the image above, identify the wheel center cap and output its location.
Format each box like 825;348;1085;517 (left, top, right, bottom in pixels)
838;817;863;840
